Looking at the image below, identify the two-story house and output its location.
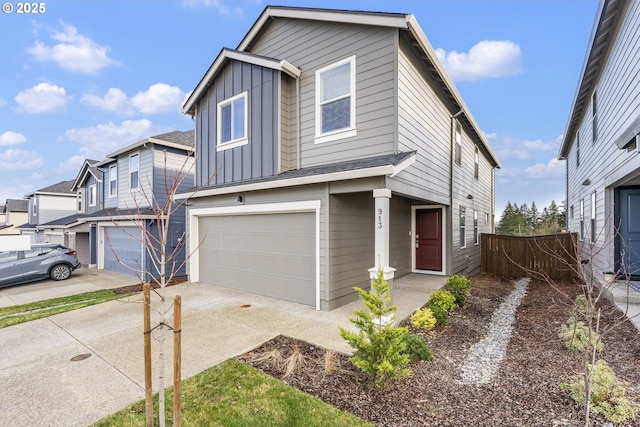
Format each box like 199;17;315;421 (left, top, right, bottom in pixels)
559;0;640;281
18;181;77;244
74;130;195;281
0;199;28;235
179;6;500;310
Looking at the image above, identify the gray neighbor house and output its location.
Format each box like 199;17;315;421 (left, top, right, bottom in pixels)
178;6;501;311
559;0;640;281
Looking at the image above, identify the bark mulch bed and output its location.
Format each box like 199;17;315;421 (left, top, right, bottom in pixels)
111;276;188;294
237;274;640;427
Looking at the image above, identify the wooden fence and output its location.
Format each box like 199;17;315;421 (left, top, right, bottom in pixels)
481;233;578;281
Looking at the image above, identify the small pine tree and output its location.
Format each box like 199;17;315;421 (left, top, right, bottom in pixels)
339;269;410;387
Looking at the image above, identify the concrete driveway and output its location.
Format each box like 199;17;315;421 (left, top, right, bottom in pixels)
0;270;444;427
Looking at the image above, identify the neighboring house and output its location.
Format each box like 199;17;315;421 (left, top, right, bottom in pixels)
179;6;500;310
0;199;28;235
559;0;640;280
18;181;77;244
74;130;195;280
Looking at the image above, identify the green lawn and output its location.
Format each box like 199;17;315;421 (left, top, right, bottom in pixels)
0;289;136;328
93;358;372;427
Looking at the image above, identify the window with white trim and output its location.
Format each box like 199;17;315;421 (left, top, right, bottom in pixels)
592;91;598;144
77;190;82;213
89;184;96;207
32;198;37;216
474;210;479;245
315;55;356;143
591;191;596;243
217;92;248;151
474;145;479;179
130;153;139;189
455;120;462;166
460;206;466;249
109;164;117;197
579;199;584;241
576;131;580;168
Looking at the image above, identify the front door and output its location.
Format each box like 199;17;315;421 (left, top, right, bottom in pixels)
618;187;640;278
416;209;442;271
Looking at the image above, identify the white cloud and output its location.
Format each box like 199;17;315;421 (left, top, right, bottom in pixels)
81;83;187;116
0;131;27;146
64;119;159;159
27;21;119;74
0;97;7;106
56;154;87;173
435;40;522;82
524;157;565;179
181;0;230;13
522;135;563;151
0;148;44;171
15;83;70;113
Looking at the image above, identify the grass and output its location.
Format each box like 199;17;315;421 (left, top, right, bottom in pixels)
0;289;136;328
92;358;372;427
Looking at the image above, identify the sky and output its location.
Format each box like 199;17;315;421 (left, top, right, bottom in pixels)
0;0;599;216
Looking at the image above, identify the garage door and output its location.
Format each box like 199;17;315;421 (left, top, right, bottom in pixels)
103;227;143;277
198;213;316;306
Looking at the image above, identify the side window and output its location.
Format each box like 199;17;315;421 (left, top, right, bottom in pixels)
130;153;139;189
0;251;18;263
474;210;479;245
579;199;585;241
23;248;42;259
592;91;597;144
474;145;479;179
460;206;466;249
77;190;82;213
217;92;248;151
455;120;462;166
591;191;596;243
109;164;117;197
315;55;356;143
89;184;97;207
576;131;580;168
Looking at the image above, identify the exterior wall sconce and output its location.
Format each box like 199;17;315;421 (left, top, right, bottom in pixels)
466;194;473;199
582;179;591;186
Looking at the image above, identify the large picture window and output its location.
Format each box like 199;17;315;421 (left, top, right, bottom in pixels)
217;92;248;151
315;56;356;143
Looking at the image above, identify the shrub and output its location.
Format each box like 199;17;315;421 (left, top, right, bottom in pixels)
561;359;639;423
429;305;449;325
446;275;472;297
559;318;604;353
339;269;410;387
402;334;434;363
410;307;437;331
428;290;457;313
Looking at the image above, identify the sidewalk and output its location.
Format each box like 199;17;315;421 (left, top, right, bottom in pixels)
603;279;640;332
0;273;445;427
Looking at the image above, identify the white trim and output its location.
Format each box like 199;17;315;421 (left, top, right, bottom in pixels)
89;184;97;207
189;200;322;310
315;55;356;143
217;92;249;151
176;154;416;200
411;205;447;275
129;152;140;189
108;164;118;198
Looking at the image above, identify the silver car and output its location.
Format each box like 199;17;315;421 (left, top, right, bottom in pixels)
0;243;81;288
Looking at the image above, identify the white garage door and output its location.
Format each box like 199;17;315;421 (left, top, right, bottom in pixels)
103;227;143;277
198;212;316;306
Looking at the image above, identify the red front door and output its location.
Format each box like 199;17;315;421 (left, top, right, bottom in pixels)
416;209;442;271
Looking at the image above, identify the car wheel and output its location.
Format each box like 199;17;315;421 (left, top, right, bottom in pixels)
50;264;72;281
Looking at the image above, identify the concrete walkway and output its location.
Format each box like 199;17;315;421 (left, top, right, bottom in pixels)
603;279;640;332
0;272;445;427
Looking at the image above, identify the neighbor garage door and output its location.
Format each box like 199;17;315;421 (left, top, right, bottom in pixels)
198;213;316;306
103;227;143;276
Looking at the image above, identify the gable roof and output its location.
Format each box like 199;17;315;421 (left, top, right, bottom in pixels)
558;0;628;159
181;5;499;168
105;129;195;159
71;159;102;191
182;49;300;116
3;199;28;213
25;180;76;198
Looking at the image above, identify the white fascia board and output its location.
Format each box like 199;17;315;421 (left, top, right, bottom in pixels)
83;215;156;222
406;15;501;169
146;138;195;151
176;155;415;200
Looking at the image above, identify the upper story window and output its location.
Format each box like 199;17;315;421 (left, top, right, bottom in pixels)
217;92;248;151
454;120;462;166
576;131;580;168
77;190;82;213
591;91;598;144
459;206;466;249
109;164;117;197
32;198;37;216
315;55;356;143
89;184;97;207
474;145;479;179
130;153;139;189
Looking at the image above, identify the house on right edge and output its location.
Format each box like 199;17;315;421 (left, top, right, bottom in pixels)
559;0;640;280
180;6;501;310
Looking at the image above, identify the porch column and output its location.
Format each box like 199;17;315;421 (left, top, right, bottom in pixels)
369;188;396;282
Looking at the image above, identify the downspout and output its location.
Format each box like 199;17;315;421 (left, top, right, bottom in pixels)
296;74;301;170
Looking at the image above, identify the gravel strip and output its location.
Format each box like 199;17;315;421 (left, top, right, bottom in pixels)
460;277;530;385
